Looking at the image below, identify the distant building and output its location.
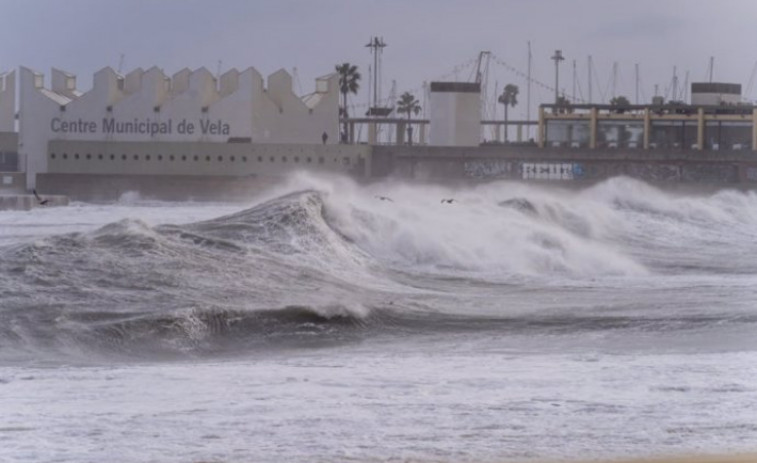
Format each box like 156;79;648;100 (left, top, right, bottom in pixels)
539;102;757;151
18;66;345;188
0;71;19;177
691;82;741;106
0;70;14;131
429;82;480;146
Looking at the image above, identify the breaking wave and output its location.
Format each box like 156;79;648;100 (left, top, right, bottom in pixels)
1;175;756;362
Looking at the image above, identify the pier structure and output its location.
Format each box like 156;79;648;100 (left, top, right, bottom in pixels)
539;103;757;152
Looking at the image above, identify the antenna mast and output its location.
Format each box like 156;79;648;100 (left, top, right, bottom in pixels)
527;41;532;137
572;59;577;102
708;56;714;82
365;37;387;110
551;50;565;110
588;55;593;104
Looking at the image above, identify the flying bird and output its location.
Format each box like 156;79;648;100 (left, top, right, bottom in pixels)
440;198;455;204
32;189;49;206
375;195;393;202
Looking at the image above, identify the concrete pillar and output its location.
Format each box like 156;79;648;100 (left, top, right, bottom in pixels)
697;107;705;150
419;123;426;145
349;122;355;144
517;124;523;142
363;149;372;178
643;108;651;149
589;108;598;149
368;122;377;145
538;107;545;148
753;108;757;151
495;123;501;143
397;121;406;145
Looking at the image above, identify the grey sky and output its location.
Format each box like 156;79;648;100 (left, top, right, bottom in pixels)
2;0;757;119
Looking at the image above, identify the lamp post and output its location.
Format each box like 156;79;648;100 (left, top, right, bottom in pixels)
551;50;565;113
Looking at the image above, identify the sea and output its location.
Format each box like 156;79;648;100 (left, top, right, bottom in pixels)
1;174;756;463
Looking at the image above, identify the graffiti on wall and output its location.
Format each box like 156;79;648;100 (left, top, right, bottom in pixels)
521;162;583;180
464;160;513;179
743;166;757;182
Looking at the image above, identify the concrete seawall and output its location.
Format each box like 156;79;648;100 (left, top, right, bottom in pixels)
0;194;69;211
18;145;757;202
372;145;757;185
36;173;282;202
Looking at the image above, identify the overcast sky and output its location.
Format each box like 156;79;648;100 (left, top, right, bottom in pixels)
2;0;757;119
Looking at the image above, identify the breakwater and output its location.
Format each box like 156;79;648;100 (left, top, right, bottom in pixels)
371;145;757;185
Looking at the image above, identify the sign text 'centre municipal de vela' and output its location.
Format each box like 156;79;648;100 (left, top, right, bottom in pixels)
50;117;231;137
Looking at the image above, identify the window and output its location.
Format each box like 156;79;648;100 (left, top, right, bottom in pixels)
122;154;127;160
282;156;288;163
318;157;324;164
193;155;199;161
51;153;56;159
63;153;68;159
270;156;274;162
181;155;187;161
146;155;151;161
217;156;223;162
74;153;80;160
307;157;312;163
169;155;175;161
230;156;236;162
242;156;247;162
258;156;263;162
133;154;139;161
294;156;300;163
205;156;211;162
110;154;115;160
97;154;103;160
157;155;163;161
86;153;91;160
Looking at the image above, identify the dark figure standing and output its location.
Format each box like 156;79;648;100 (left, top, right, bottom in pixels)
322;131;328;144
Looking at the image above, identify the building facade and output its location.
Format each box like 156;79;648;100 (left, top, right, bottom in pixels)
18;66;344;188
540;103;757;152
429;82;481;146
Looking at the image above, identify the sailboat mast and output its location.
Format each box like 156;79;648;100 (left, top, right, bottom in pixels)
527;41;532;137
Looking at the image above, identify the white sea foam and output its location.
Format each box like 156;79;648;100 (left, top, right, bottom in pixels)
1;174;757;463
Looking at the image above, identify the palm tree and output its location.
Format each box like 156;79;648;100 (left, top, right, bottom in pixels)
396;91;421;145
497;84;519;142
610;95;631;114
335;63;361;142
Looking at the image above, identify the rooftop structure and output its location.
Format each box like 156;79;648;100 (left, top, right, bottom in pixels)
429;82;481;146
691;82;742;106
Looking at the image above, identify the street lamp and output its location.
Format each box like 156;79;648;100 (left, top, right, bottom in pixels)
551;50;565;112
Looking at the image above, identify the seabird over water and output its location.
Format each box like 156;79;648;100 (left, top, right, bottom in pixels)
33;189;49;206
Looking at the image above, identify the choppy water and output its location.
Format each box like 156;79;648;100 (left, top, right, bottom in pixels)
1;175;756;462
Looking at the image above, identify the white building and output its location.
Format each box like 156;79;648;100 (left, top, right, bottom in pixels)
0;70;15;131
19;66;342;188
691;82;741;106
428;82;480;146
